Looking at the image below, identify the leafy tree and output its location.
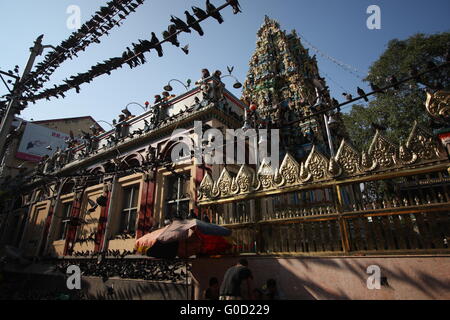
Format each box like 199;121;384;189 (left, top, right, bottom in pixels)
342;32;450;151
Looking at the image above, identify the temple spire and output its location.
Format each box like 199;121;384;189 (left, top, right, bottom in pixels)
243;16;346;157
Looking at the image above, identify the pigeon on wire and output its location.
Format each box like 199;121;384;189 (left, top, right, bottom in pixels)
170;15;191;33
342;92;353;101
357;87;369;102
206;0;224;24
370;82;384;93
163;24;180;47
387;75;399;90
192;6;208;20
185;11;204;36
331;98;339;107
150;32;163;57
227;0;242;14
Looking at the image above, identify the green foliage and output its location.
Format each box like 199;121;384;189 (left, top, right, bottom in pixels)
342;32;450;151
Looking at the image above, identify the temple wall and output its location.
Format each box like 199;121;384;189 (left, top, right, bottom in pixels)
191;255;450;300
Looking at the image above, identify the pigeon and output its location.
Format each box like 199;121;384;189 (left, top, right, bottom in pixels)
370;82;384;93
181;44;189;55
227;0;242;14
192;6;208;20
342;92;353;101
331;98;339;107
357;87;369;102
371;122;387;131
170;15;191;33
387;75;399;90
122;108;132;117
185;11;204;36
206;0;224;24
150;32;163;57
163;25;180;47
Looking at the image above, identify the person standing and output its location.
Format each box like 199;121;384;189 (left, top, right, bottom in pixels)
219;258;254;300
203;277;220;300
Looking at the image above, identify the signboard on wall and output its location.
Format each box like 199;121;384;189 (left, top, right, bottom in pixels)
16;123;70;162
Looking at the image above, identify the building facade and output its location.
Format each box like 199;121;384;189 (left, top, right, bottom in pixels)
0;72;246;261
0;17;449;300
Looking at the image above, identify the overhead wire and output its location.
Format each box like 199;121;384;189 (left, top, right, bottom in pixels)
23;1;236;103
297;32;367;81
19;0;148;94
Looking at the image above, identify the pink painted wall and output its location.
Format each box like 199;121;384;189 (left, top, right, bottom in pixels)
191;255;450;300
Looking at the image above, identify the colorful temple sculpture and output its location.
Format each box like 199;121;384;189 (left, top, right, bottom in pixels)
242;16;348;158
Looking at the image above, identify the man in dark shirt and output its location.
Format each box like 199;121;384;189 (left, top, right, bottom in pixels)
219;258;253;300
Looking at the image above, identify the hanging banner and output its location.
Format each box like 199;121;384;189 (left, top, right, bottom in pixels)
16;123;69;162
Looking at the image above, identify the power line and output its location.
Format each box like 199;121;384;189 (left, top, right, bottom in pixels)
298;32;367;81
286;61;450;126
19;0;148;94
29;62;450;182
23;1;237;103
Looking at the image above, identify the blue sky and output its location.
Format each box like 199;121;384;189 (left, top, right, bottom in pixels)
1;0;449;128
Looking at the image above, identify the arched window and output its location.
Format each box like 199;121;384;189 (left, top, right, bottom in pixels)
61;180;75;195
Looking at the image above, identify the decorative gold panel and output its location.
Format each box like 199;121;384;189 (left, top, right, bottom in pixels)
198;124;447;202
426;90;450;120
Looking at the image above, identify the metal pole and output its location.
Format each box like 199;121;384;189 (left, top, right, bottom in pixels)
0;35;45;173
323;114;335;158
42;179;67;255
101;175;118;252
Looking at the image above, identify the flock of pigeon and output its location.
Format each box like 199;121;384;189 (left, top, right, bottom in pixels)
55;257;189;283
21;0;242;104
19;0;147;102
340;58;449;107
72;249;136;258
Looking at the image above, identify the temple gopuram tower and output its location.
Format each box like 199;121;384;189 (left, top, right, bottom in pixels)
243;16;343;157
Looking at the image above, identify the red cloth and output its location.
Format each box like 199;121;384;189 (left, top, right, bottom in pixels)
197;232;232;255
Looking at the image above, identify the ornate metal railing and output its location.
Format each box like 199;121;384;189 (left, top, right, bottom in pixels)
198;121;450;255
